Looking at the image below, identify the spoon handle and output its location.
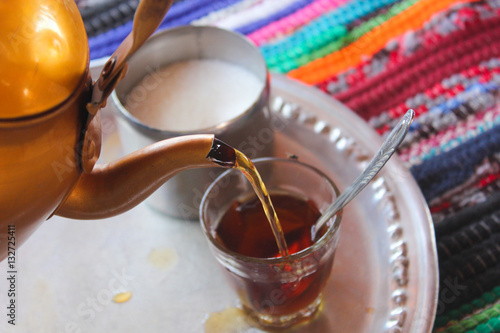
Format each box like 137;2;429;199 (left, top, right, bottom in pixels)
315;109;415;234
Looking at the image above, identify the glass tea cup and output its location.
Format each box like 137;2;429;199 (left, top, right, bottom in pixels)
199;158;342;329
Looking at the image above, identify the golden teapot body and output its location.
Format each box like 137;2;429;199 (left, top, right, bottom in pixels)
0;0;92;250
0;76;92;250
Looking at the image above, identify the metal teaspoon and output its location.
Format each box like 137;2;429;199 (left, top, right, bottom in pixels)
313;109;415;239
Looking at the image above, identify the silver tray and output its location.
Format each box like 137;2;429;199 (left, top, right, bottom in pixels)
0;61;438;333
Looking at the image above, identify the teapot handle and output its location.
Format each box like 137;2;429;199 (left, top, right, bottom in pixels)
86;0;173;114
81;0;173;172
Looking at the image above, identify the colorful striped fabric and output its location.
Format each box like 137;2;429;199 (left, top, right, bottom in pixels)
82;0;500;332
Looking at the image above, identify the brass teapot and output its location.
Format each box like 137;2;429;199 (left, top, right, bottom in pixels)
0;0;234;261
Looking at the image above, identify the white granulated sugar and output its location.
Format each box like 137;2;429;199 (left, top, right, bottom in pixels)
125;59;263;131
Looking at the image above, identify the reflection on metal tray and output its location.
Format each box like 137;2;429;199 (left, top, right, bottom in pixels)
0;60;437;333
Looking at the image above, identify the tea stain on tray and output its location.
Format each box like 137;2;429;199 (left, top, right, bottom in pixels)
204;308;264;333
365;307;375;314
113;291;132;303
147;248;179;269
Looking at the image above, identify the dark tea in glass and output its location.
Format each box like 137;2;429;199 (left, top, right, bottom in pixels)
200;158;341;329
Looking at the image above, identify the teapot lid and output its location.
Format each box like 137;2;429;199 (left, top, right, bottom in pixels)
0;0;89;120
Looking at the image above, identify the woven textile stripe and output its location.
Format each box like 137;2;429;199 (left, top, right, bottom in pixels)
88;0;244;59
434;191;500;238
438;266;500;316
260;0;402;61
248;0;350;46
317;2;497;97
437;214;500;261
439;234;500;283
264;0;411;73
411;124;500;201
402;105;500;165
436;303;500;332
435;287;500;329
335;16;500;116
235;0;316;35
191;0;262;26
428;154;500;218
213;0;298;30
288;0;481;84
83;0;139;38
372;58;500;133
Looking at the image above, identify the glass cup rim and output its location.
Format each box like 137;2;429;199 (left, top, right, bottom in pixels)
199;157;343;264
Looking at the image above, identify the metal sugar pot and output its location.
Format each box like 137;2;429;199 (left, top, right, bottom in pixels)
0;0;234;261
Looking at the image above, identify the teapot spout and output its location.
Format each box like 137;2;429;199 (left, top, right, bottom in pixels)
55;134;235;219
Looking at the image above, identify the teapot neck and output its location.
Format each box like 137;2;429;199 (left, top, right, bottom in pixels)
54;134;234;219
